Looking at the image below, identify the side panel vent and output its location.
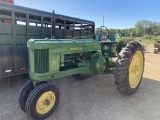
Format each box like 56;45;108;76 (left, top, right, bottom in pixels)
34;49;49;73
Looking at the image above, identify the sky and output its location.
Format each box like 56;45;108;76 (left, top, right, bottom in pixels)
14;0;160;29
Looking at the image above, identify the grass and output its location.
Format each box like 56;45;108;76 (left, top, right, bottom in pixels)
120;37;155;45
137;40;155;45
134;37;156;45
134;36;160;45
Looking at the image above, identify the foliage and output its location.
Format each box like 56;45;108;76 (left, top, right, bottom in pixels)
151;36;160;41
142;34;152;39
97;20;160;38
137;40;155;45
119;37;134;42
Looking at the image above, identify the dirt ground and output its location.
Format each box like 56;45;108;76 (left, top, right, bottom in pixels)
143;44;160;81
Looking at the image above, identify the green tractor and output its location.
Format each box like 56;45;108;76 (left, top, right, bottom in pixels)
154;40;160;54
18;12;145;120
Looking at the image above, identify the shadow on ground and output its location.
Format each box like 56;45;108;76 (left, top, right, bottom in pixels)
0;74;159;120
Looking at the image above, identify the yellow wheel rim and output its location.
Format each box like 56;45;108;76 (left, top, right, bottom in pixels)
129;51;143;88
36;91;56;114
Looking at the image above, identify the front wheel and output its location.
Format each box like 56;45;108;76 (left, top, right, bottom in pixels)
18;80;34;112
25;83;59;120
115;41;145;95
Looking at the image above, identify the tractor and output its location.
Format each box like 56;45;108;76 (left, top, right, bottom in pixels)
18;12;145;120
154;40;160;54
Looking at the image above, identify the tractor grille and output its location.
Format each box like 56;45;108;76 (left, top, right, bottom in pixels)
34;49;49;73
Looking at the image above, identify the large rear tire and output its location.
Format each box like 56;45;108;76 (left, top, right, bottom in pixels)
115;41;144;95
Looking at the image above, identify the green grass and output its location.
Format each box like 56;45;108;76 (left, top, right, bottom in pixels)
134;36;160;45
120;37;155;45
134;37;157;45
137;40;155;45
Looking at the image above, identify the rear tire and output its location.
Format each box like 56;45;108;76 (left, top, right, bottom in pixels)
25;83;59;120
115;41;144;95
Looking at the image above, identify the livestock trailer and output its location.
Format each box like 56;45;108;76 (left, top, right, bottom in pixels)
0;2;95;77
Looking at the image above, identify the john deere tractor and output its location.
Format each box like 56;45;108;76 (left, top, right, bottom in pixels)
154;40;160;54
18;12;145;120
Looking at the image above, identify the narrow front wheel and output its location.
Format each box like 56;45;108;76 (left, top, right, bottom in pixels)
25;83;59;120
18;80;34;112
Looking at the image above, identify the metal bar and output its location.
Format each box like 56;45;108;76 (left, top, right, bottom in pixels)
0;2;95;24
63;20;65;38
41;16;44;38
80;23;82;39
87;24;89;38
15;17;26;21
26;13;29;40
51;11;55;39
0;45;1;75
12;10;16;72
0;15;11;19
28;19;41;23
72;22;74;38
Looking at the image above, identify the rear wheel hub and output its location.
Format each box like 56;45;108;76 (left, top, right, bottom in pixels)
129;51;143;88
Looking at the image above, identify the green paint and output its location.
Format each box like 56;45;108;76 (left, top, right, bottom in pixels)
27;30;125;85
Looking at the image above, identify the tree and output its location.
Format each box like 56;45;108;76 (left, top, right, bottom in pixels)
97;20;160;38
116;29;121;34
135;20;152;36
130;29;136;37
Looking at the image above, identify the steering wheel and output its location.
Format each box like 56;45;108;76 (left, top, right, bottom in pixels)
97;26;109;41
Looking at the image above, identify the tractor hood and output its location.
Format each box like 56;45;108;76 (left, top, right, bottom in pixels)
27;38;101;52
